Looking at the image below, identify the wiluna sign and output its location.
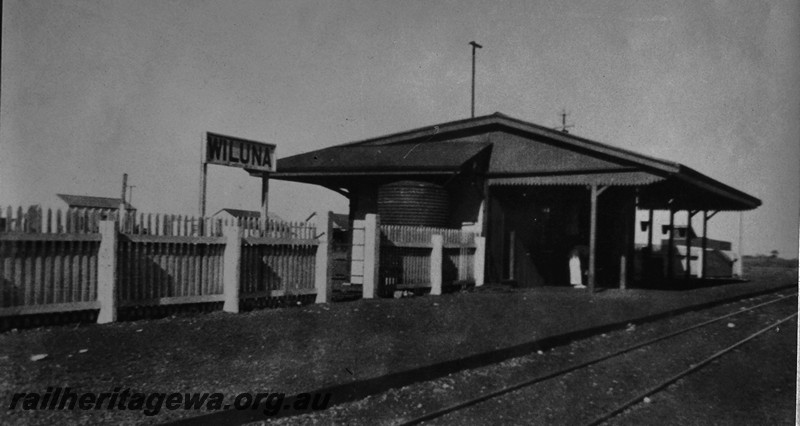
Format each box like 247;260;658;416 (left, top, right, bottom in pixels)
206;132;276;173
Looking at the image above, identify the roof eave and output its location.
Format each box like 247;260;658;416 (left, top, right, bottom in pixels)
673;165;762;210
271;170;458;179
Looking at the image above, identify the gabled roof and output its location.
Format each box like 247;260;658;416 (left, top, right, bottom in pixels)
273;112;761;211
275;112;676;176
277;141;491;176
298;112;678;170
57;194;135;210
212;208;284;222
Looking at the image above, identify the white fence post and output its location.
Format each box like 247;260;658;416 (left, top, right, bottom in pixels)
315;211;333;304
474;235;486;286
97;220;118;324
362;214;380;299
223;224;242;313
430;234;443;295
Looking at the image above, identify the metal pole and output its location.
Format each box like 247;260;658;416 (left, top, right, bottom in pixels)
701;211;708;279
647;209;654;252
120;173;127;229
508;231;516;281
588;185;598;292
737;211;744;278
685;211;694;281
261;173;270;223
481;181;490;283
469;41;482;118
620;194;634;290
199;133;208;218
667;209;675;281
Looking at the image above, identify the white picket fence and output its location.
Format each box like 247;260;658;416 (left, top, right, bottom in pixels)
380;224;478;288
0;206;325;320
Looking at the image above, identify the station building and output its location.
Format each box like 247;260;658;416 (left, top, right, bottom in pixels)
271;113;760;288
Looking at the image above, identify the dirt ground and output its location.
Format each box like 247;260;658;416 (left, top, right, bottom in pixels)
259;289;798;425
1;265;796;425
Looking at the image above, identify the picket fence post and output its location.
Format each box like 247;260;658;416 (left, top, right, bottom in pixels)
314;211;333;304
97;220;118;324
362;214;380;299
223;224;242;313
474;236;486;286
430;234;443;296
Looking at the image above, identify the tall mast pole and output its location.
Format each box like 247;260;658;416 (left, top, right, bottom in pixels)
119;173;128;230
469;41;482;118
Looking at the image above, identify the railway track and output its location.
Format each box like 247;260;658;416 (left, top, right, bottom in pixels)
256;288;797;425
586;311;796;426
397;290;797;426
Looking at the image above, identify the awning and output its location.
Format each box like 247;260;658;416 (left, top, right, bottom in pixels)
275;141;491;175
488;171;664;187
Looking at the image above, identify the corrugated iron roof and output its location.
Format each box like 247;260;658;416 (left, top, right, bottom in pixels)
277;141;491;174
57;194;136;210
213;208;284;222
489;171;664;187
273;112;761;211
318;112;679;173
486;131;631;174
638;165;761;211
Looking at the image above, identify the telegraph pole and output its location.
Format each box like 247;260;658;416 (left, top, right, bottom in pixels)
469;41;482;118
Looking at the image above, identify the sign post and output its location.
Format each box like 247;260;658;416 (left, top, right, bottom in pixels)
261;174;269;223
199;134;208;218
200;132;276;223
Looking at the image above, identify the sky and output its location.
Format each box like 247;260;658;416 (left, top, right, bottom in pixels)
2;0;798;257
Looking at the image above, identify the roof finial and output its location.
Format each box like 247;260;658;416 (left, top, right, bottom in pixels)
555;108;574;133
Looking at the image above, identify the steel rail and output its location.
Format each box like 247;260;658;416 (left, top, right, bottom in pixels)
397;292;797;426
586;311;798;426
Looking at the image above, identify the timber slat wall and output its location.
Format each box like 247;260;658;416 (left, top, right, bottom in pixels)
117;236;226;305
239;216;317;297
444;246;475;282
1;207;100;313
380;224;476;287
240;244;317;297
0;206;318;317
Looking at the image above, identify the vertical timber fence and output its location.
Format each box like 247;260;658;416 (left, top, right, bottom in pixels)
1;207;487;327
0;207;102;317
379;224;482;292
0;206;326;326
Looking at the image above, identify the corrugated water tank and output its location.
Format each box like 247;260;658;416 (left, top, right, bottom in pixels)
377;181;449;227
